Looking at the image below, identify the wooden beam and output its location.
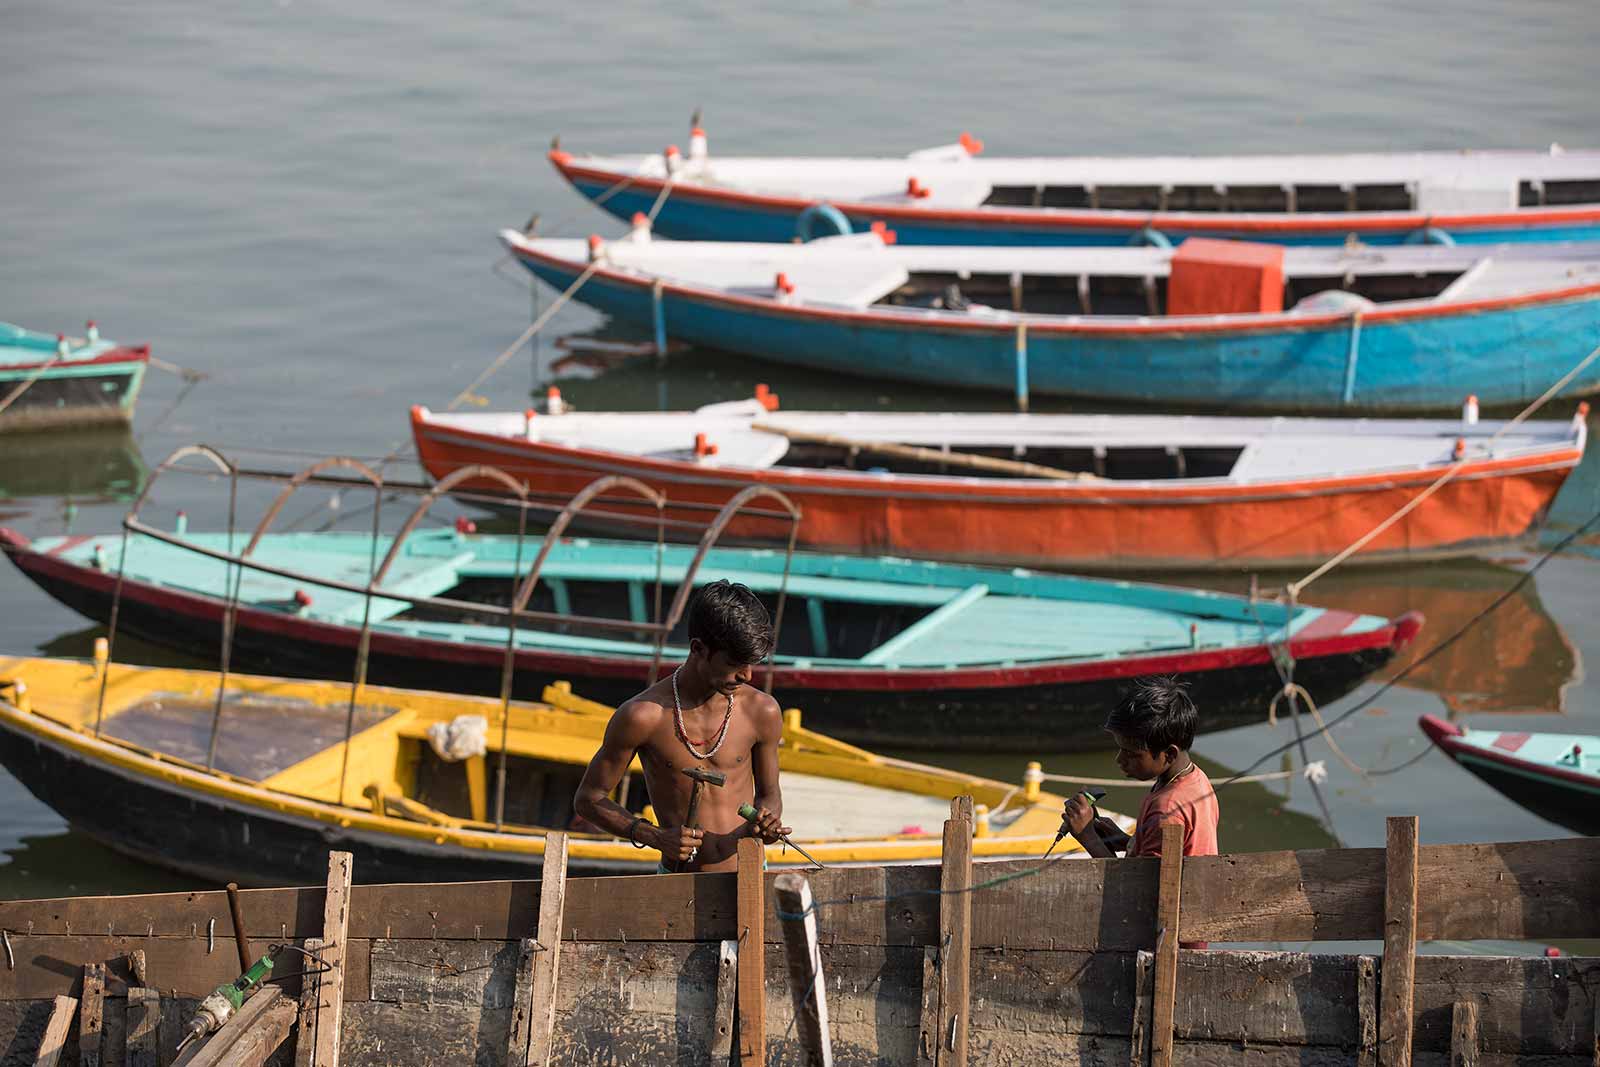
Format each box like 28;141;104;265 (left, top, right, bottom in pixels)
176;989;295;1067
736;836;766;1066
33;995;77;1067
525;832;569;1067
1128;949;1153;1067
936;796;973;1067
125;988;161;1067
506;938;536;1067
79;964;105;1067
310;851;352;1067
917;947;939;1063
1149;821;1185;1067
773;873;831;1067
710;939;738;1065
1380;816;1419;1067
293;937;325;1067
1356;955;1378;1067
1450;1000;1478;1067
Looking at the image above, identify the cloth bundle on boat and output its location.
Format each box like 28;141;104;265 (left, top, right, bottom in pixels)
552;136;1600;246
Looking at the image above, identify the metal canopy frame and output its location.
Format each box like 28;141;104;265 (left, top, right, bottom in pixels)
100;444;804;827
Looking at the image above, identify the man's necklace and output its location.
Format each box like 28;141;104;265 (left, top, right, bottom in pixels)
671;668;735;760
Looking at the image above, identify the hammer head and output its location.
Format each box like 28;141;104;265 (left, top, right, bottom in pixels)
682;767;727;787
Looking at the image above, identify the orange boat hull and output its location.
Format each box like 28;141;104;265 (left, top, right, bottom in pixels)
412;412;1580;572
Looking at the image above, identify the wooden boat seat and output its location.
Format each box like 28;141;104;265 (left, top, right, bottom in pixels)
362;783;456;826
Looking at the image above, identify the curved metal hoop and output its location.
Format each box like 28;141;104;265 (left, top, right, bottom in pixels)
243;456;386;557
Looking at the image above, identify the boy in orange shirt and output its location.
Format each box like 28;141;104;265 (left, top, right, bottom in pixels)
1060;676;1219;861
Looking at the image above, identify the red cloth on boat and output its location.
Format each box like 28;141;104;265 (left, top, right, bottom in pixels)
1130;763;1219;949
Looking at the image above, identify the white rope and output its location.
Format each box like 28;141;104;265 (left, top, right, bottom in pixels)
1288;337;1600;597
1036;768;1294;787
446;258;603;412
1268;682;1369;779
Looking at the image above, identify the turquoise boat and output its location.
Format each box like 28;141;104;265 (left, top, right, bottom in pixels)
0;321;148;431
500;230;1600;412
1421;716;1600;835
1;525;1420;751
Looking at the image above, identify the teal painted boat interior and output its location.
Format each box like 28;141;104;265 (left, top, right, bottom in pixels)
36;530;1389;669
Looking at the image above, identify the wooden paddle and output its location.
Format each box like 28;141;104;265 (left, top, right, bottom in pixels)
750;422;1099;481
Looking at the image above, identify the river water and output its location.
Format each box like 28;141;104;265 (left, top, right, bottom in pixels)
3;0;1598;899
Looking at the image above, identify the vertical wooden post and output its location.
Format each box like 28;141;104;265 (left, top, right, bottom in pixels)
937;796;974;1067
773;873;831;1067
917;947;940;1064
523;832;569;1066
1149;821;1185;1067
293;937;325;1067
34;995;77;1067
1128;950;1154;1067
736;836;766;1066
1380;816;1419;1067
1450;1001;1479;1067
79;964;106;1067
303;851;352;1067
1355;955;1378;1067
710;940;739;1065
126;988;161;1067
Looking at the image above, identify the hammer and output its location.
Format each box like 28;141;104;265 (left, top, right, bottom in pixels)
681;766;726;865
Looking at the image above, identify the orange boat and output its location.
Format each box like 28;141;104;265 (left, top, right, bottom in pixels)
410;400;1587;572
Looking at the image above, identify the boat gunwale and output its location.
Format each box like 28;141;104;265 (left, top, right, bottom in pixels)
1423;715;1600;791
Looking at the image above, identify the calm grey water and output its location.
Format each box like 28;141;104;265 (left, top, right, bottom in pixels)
3;1;1599;897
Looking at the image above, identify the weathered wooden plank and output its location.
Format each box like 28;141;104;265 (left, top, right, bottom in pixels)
1149;822;1184;1067
711;939;738;1065
505;938;536;1066
918;946;939;1063
1171;951;1361;1045
292;936;324;1067
33;994;76;1067
737;837;766;1066
311;852;351;1067
367;940;521;1009
174;988;293;1067
157;996;179;1067
1180;846;1386;943
1357;954;1378;1067
773;873;830;1067
1381;816;1420;1067
79;964;105;1067
1416;838;1600;942
1452;1000;1479;1067
1412;956;1599;1056
1129;950;1152;1067
525;832;568;1067
0;936;365;1003
936;802;973;1067
125;988;160;1067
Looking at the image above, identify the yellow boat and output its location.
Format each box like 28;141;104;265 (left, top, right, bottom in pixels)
0;649;1098;885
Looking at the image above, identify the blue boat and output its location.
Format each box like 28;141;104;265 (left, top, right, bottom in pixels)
1;321;148;431
1;525;1419;752
501;229;1600;413
551;136;1600;247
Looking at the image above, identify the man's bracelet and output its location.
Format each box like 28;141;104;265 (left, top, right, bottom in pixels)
627;816;648;849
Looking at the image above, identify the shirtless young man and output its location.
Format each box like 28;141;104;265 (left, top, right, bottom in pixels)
573;580;790;872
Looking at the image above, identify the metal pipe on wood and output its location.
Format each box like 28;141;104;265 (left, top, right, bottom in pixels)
225;883;253;974
750;423;1096;482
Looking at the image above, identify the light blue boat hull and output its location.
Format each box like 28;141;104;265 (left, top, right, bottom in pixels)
514;252;1600;413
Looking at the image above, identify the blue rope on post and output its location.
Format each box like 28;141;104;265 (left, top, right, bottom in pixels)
1014;321;1030;413
1342;313;1364;405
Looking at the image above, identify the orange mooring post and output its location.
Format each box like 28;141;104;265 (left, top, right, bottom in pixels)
1166;238;1286;316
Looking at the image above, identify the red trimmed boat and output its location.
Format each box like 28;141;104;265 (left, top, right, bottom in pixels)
1;321;148;431
1420;716;1600;835
411;400;1586;572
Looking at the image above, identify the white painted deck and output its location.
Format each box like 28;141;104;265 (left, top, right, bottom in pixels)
505;232;1600;313
420;405;1587;485
570;145;1600;212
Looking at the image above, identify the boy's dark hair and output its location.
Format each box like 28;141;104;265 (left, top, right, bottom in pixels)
687;580;774;665
1105;676;1197;754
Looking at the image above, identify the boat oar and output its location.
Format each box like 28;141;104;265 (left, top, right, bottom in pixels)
738;803;826;868
749;422;1099;482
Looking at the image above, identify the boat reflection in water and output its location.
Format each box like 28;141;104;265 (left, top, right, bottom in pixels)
1300;558;1580;716
0;428;146;506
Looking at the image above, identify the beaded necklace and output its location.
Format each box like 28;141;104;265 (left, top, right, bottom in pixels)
671;667;735;760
